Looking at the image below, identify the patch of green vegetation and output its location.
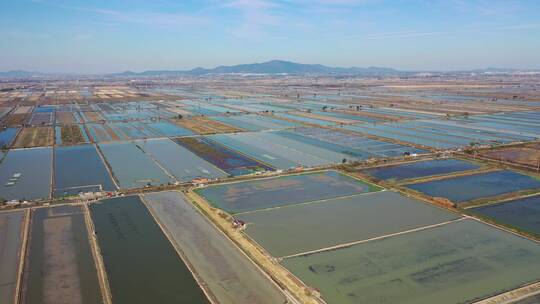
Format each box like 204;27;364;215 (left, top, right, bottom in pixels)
60;124;84;145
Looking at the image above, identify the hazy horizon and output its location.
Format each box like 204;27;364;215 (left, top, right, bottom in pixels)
2;59;540;76
2;0;540;73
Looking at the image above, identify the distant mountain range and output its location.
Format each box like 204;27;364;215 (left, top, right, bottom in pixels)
111;60;400;77
1;60;538;78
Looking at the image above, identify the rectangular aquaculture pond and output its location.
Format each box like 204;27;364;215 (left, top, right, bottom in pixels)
238;191;460;257
282;219;540;304
363;159;481;181
98;142;173;189
144;121;194;137
54;144;116;196
209;131;362;169
22;206;103;304
135;138;226;182
293;126;426;158
175;136;273;176
274;112;337;126
318;110;385;123
0;147;52;200
212;114;299;131
0;210;25;304
143;191;285;304
0;127;19;148
86;124;123;142
90;196;209;304
470;195;540;237
208;133;304;169
196;170;380;213
253;131;354;165
406;170;540;203
343;124;459;149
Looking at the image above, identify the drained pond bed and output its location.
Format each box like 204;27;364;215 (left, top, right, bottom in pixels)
22;206;102;304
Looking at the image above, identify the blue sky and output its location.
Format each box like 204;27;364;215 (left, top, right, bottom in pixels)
1;0;540;73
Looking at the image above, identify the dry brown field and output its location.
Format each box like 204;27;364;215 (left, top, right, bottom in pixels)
55;112;76;124
12;126;54;148
83;111;104;122
174;116;242;134
481;143;540;169
2;113;28;127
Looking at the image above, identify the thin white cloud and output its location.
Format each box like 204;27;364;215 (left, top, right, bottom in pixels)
362;23;540;40
80;7;210;28
224;0;279;10
29;1;211;28
222;0;284;40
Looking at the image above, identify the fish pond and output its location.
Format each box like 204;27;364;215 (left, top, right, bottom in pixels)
294;127;425;158
274;112;337;126
313;110;384;123
98;142;173;188
238;191;459;257
0;147;52;200
175;136;273;176
212;114;298;131
363;159;480;181
54;144;116;196
471;195;540;237
406;170;540;203
0;210;25;304
283;219;540;304
23;206;102;304
0;127;19;148
90;196;209;304
143;191;286;304
196;170;380;213
136;138;227;181
256;131;355;165
208;133;306;169
209;131;359;169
